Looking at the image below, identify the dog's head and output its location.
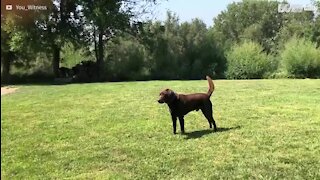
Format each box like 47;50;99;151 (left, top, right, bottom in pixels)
158;88;177;104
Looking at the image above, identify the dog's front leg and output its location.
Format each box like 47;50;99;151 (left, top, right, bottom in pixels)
171;115;177;134
178;116;185;134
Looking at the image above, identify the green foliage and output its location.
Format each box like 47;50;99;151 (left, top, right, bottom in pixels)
280;37;320;78
226;41;273;79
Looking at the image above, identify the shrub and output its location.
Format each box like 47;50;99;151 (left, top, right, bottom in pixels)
280;37;320;78
11;53;53;79
105;37;148;81
61;42;93;68
226;41;273;79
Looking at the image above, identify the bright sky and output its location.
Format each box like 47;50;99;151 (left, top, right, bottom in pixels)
153;0;316;27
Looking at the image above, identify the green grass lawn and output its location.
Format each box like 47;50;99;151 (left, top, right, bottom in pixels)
1;79;320;179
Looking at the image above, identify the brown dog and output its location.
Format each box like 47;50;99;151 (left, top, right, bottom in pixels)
158;76;217;134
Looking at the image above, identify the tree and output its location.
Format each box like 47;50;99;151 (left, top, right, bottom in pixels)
275;9;315;53
311;0;320;47
34;0;83;78
212;0;284;52
106;35;148;81
1;26;14;84
135;12;181;79
1;3;46;83
135;12;225;80
80;0;157;79
180;18;223;79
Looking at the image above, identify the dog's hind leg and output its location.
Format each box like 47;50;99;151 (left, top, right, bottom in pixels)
201;102;217;131
178;116;185;134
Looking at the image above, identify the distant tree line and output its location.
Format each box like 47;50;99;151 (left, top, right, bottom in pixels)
1;0;320;83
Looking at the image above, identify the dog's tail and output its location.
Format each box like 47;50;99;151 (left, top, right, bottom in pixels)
206;76;214;97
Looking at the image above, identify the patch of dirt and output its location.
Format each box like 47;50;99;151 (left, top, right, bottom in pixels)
1;87;18;96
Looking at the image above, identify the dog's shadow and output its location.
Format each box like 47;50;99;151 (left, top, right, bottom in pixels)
183;126;241;139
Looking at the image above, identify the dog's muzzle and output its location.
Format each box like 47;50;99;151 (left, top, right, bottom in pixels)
158;99;164;104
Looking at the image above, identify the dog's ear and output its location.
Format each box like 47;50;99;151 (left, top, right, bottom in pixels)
174;92;179;100
167;90;177;103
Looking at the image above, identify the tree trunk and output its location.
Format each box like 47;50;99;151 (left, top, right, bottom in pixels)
1;52;12;84
97;31;104;66
94;26;99;62
97;30;104;78
52;44;61;78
